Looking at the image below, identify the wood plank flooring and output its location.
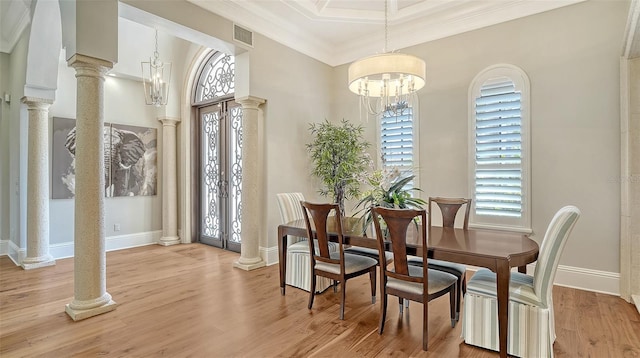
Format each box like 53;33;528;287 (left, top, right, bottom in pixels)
1;244;639;357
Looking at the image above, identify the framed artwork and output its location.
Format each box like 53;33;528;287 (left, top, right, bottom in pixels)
52;117;158;199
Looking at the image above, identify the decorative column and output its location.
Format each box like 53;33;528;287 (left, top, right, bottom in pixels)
21;97;55;270
65;54;117;321
233;96;266;271
158;117;180;246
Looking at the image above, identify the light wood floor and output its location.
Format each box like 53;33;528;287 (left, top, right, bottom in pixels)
1;244;639;357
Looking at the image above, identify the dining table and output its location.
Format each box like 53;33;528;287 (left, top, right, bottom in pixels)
277;216;539;358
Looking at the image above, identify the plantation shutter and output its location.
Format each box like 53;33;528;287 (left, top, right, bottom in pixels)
474;79;522;218
381;105;413;170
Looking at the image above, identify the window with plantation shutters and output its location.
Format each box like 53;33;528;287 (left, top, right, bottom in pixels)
379;103;419;181
469;65;531;232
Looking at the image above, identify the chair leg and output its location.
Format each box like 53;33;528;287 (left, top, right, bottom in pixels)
379;291;387;334
399;298;404;315
333;280;338;293
340;279;347;320
462;274;467;294
423;296;429;351
455;278;462;322
449;284;457;328
308;273;317;310
369;268;377;304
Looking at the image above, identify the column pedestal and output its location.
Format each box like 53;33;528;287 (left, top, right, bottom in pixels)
233;96;266;271
158;117;181;246
65;54;117;321
21;97;55;270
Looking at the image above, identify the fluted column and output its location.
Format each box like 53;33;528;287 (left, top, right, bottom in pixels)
233;96;266;271
65;54;117;321
158;117;180;246
21;97;55;270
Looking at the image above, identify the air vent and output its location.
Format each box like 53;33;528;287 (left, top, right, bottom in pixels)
233;24;253;48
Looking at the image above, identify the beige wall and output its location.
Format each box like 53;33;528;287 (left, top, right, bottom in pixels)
627;57;640;302
248;33;335;251
47;53;165;246
0;52;9;242
334;0;627;275
5;28;30;255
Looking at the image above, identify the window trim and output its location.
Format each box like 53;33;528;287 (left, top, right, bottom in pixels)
468;64;531;233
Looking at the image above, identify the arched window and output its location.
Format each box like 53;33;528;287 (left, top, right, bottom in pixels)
194;51;235;104
468;64;531;232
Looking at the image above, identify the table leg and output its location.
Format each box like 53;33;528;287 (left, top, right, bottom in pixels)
496;260;511;358
278;227;286;295
517;265;527;274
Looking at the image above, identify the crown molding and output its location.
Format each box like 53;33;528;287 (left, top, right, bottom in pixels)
0;0;31;54
623;0;640;59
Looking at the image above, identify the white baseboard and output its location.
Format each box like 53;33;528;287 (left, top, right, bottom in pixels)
2;231;162;264
466;262;620;296
632;295;640;315
260;245;279;266
0;240;8;256
262;245;621;296
7;240;25;265
550;264;620;296
50;231;162;259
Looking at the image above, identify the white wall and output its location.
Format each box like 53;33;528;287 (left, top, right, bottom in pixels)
334;1;626;284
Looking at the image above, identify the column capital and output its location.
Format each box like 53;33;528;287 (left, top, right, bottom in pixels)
235;95;266;110
21;97;53;108
68;54;114;77
158;117;181;127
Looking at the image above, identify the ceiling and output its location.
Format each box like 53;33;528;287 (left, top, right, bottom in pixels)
188;0;586;66
2;0;638;66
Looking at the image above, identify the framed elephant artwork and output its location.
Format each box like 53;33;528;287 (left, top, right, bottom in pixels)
52;117;158;198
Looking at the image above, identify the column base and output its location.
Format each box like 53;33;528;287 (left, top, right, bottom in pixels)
158;236;181;246
233;257;266;271
21;255;56;270
65;299;117;321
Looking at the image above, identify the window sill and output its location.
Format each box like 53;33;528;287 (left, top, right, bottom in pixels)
468;223;533;235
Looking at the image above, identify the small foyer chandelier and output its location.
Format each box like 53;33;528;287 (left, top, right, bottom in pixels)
142;29;172;107
348;0;426;116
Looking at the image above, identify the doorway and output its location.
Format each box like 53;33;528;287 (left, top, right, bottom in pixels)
192;51;241;252
197;101;243;251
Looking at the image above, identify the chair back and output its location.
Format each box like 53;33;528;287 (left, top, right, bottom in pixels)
277;193;306;245
533;205;581;307
372;207;428;282
300;202;344;268
429;197;472;230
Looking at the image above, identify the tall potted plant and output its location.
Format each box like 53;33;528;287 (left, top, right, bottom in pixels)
307;119;371;214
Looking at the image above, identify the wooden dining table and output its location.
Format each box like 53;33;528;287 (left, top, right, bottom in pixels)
277;216;539;358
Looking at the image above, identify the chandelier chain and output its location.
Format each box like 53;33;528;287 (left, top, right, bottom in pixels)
384;0;388;53
154;29;159;60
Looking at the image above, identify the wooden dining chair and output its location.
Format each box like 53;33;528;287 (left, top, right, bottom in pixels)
372;207;458;351
276;193;337;293
300;201;378;320
408;196;471;321
462;205;581;358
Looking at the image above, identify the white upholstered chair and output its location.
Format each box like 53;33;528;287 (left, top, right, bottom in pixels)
461;205;581;358
276;193;336;293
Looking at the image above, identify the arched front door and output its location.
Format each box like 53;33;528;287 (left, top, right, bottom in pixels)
193;51;242;252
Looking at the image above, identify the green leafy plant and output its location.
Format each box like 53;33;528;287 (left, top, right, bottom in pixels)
306;119;371;214
353;167;426;234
